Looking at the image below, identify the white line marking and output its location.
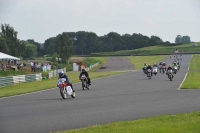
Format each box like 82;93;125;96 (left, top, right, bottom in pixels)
0;70;137;99
178;55;193;90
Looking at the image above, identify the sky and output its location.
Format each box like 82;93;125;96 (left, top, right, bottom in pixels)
0;0;199;43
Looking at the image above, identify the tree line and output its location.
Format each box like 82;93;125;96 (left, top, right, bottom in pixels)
0;24;191;61
175;35;191;44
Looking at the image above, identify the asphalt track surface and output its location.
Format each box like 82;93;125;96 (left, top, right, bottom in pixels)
1;54;200;133
96;56;134;72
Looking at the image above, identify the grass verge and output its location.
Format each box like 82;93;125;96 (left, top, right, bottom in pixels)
125;55;168;70
0;71;125;98
91;43;200;56
54;112;200;133
181;55;200;89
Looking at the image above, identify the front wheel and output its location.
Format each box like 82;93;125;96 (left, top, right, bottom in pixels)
82;80;86;90
60;88;67;99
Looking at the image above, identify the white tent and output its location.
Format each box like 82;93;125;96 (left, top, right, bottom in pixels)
0;52;20;60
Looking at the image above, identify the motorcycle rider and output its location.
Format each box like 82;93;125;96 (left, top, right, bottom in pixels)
142;62;147;74
143;62;147;68
166;65;174;78
146;64;153;76
79;69;91;85
153;62;157;67
172;62;178;67
58;70;75;92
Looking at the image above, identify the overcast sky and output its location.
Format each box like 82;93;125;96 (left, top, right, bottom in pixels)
0;0;199;43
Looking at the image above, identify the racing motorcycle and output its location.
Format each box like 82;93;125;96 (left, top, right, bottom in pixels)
153;66;158;75
161;65;166;73
80;74;89;90
167;69;173;81
143;66;147;74
57;78;75;99
173;66;178;74
147;69;152;79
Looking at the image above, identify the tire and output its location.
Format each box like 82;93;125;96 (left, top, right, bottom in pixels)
148;73;151;79
82;80;85;90
60;88;67;99
169;75;172;81
71;92;75;98
87;84;90;90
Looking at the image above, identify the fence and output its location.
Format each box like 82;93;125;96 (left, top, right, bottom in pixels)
85;62;99;71
0;73;42;88
48;68;66;79
0;67;68;88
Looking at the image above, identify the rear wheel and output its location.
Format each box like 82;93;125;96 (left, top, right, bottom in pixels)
86;83;89;90
71;92;75;98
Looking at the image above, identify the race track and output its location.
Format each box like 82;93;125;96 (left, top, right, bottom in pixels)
0;54;200;133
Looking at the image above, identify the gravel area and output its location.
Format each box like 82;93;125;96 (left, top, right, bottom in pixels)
96;56;134;72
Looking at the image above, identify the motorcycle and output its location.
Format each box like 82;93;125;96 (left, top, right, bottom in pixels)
161;65;166;73
159;65;162;73
143;66;147;74
173;66;178;74
80;74;89;90
153;66;158;75
147;69;152;79
167;69;173;81
57;78;75;99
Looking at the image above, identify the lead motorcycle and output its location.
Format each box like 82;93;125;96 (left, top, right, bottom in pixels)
80;74;89;90
57;78;75;99
167;69;173;81
147;69;152;79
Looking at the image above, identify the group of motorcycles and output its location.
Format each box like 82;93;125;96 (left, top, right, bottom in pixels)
57;74;90;99
142;62;180;81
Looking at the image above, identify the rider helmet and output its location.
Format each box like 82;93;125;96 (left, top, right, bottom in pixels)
58;70;64;77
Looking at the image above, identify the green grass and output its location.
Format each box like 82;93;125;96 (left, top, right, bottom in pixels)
0;70;38;77
91;43;200;56
54;112;200;133
125;55;168;70
0;71;125;98
189;55;200;70
181;55;200;89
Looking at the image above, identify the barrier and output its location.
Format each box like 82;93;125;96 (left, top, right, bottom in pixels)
0;67;66;88
0;73;42;88
85;62;99;71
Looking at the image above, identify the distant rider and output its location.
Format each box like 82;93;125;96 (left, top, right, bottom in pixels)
146;64;153;76
58;70;75;92
79;69;91;85
166;65;173;78
153;62;157;67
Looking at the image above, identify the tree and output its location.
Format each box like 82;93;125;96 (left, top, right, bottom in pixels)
175;35;191;44
182;36;191;43
27;39;44;56
0;37;9;53
22;44;37;59
57;32;74;63
175;35;182;43
0;24;23;57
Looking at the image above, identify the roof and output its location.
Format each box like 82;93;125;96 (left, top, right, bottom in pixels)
0;52;20;60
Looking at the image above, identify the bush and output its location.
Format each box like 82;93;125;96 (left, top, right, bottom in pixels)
42;71;49;79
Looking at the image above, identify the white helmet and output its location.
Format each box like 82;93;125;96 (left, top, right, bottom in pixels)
58;70;64;77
